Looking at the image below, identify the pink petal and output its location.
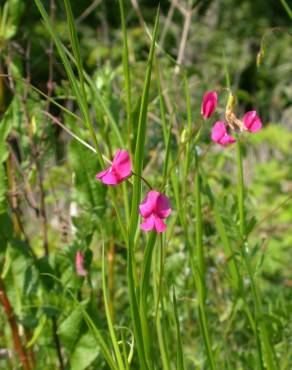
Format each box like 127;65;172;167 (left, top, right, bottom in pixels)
154;216;167;233
243;111;262;133
139;191;160;218
156;194;171;219
211;121;227;143
112;149;132;180
75;251;87;276
201;91;217;119
140;215;155;232
97;168;119;185
219;134;236;146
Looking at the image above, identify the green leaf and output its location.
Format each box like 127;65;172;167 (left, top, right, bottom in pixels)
58;306;83;352
27;315;47;348
71;332;100;370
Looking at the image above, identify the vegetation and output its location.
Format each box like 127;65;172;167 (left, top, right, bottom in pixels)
0;0;291;369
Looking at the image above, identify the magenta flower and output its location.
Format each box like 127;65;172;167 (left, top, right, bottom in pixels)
139;190;171;233
75;250;87;276
201;91;218;119
211;121;236;146
96;149;132;185
242;111;262;133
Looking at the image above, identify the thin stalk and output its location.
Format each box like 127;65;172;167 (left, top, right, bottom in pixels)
182;73;192;195
102;243;126;370
127;9;160;369
194;152;217;370
201;164;264;368
118;0;132;153
153;240;171;370
172;287;185;370
279;0;292;20
236;140;278;370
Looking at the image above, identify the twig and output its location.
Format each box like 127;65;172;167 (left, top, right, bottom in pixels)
76;0;102;24
43;111;96;153
174;4;192;74
159;0;176;48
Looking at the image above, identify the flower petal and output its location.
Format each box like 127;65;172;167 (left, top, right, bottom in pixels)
201;91;218;119
139;190;160;218
154;216;167;233
211;121;227;143
140;215;155;232
219;134;236;146
96;167;110;180
243;111;262;133
112;149;132;179
156;193;171;219
97;168;119;185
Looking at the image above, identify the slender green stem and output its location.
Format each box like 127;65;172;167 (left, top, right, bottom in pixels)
172;287;185;370
194;152;217;370
102;243;126;370
153;240;170;370
236;140;278;370
118;0;132;153
127;9;160;369
279;0;292;20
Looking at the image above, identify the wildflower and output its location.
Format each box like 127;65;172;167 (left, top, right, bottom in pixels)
75;250;87;276
211;121;236;146
242;111;262;133
139;190;171;233
96;149;132;185
201;91;218;119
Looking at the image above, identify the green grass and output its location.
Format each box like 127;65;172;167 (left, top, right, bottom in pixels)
0;0;291;369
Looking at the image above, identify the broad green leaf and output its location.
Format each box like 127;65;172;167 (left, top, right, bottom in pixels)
71;332;100;370
58;306;83;352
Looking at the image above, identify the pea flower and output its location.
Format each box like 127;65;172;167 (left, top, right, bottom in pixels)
211;121;236;146
243;111;262;133
201;91;218;119
139;190;171;233
75;250;87;276
96;149;132;185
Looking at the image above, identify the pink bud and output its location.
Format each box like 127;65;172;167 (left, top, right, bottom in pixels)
211;121;236;146
75;251;87;276
242;111;262;133
201;91;218;119
139;190;171;233
96;149;132;185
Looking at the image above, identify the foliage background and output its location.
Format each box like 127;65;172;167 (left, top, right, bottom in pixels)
0;0;291;369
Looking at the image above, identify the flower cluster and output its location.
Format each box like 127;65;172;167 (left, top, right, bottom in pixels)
201;91;262;147
96;151;171;234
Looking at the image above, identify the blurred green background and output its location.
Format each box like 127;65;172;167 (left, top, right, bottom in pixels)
0;0;291;369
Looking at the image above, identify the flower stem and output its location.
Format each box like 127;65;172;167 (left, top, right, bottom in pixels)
194;151;217;370
236;140;279;370
131;171;153;190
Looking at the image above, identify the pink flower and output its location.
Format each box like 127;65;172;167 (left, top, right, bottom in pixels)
139;190;171;233
242;111;262;133
75;250;87;276
96;149;132;185
211;121;236;146
201;91;218;119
